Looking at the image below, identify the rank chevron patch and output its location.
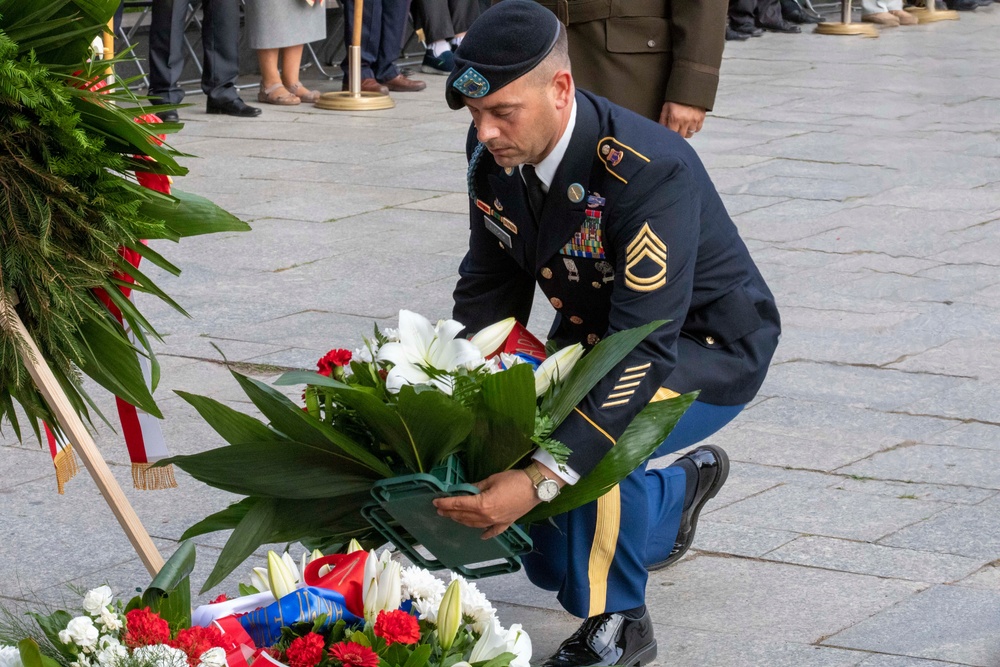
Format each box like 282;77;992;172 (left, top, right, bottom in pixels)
625;222;667;292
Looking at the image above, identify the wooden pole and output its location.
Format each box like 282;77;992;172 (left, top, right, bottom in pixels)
1;293;165;577
102;18;114;79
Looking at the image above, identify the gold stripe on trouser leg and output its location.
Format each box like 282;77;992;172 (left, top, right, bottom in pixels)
587;484;622;617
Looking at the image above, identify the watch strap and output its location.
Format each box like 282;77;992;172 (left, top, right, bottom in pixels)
524;462;545;487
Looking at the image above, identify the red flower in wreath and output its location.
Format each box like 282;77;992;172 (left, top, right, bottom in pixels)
329;641;379;667
285;633;326;667
171;625;227;667
374;609;421;645
317;349;352;377
122;608;171;648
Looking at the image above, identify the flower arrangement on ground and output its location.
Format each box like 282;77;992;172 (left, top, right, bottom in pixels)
161;310;695;590
0;542;529;667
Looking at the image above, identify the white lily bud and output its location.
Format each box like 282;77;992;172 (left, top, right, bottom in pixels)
437;579;462;651
250;567;270;592
534;344;584;396
470;317;517;358
281;551;301;584
267;551;297;599
469;617;508;662
375;561;402;614
362;550;379;624
346;539;364;554
505;623;532;667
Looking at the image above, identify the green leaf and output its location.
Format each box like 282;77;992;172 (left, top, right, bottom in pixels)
396;385;474;471
318;386;417;471
175;391;286;445
139;189;250;238
231;372;392;477
477;652;517;667
480;363;535;437
27;611;73;660
542;320;668;426
162;441;377;499
403;645;432;667
181;498;254;539
71;96;185;172
141;540;196;632
201;498;279;593
239;583;259;596
74;311;162;418
463;407;535;482
521;392;697;523
18;638;61;667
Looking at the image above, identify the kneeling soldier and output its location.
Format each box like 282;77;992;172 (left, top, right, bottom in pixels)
433;2;781;664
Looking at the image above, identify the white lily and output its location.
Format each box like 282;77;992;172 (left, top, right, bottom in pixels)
267;551;298;599
376;310;484;395
437;579;462;650
470;317;517;358
505;623;532;667
469;617;508;662
499;352;527;370
534;343;584;396
346;539;364;554
281;551;300;583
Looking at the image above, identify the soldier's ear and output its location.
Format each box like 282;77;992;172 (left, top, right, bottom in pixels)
551;70;574;110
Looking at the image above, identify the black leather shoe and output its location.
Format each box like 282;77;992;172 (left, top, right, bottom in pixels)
155;109;179;123
542;610;657;667
759;19;802;31
735;24;766;35
206;97;262;117
647;445;730;572
780;0;826;21
725;26;751;40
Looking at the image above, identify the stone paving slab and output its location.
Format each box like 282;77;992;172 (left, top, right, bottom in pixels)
838;444;1000;490
879;495;1000;561
824;585;1000;666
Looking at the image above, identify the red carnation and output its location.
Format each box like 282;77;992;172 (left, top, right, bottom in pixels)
329;641;379;667
285;633;326;667
122;608;171;648
210;594;228;604
171;626;227;667
317;349;352;377
373;609;421;645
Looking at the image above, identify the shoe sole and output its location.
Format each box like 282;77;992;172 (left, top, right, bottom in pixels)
647;445;730;572
622;639;658;666
420;65;452;75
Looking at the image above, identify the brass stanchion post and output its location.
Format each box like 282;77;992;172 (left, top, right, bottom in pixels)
907;0;959;22
316;0;394;110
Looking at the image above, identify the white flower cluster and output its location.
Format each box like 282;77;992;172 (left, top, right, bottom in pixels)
0;645;24;667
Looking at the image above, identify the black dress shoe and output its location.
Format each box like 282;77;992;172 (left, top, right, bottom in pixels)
780;0;826;21
155;109;179;123
735;24;766;35
725;26;751;40
647;445;730;572
542;610;657;667
206;97;262;117
759;19;802;31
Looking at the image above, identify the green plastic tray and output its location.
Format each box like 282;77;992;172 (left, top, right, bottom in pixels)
361;457;532;579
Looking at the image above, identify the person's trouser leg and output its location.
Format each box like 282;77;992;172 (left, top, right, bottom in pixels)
148;0;189;104
201;0;241;103
374;0;409;82
728;0;758;29
861;0;892;13
448;0;480;34
342;0;379;80
412;0;455;42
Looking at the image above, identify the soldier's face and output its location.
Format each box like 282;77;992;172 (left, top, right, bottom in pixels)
465;70;574;168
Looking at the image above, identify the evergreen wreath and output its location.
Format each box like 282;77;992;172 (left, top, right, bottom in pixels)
0;0;249;440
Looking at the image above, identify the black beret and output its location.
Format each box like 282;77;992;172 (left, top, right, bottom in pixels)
445;0;561;110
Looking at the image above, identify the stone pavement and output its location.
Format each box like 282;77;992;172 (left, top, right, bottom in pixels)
4;9;1000;666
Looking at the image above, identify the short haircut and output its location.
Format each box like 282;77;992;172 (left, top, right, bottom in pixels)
530;22;571;84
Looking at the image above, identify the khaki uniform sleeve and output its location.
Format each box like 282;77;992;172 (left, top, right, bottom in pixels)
664;0;728;111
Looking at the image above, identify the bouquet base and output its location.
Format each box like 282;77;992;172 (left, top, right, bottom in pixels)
362;457;532;579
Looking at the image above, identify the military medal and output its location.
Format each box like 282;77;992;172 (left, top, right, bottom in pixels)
587;193;605;208
494;198;504;211
563;257;580;282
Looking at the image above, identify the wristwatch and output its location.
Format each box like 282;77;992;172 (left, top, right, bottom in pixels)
524;462;561;502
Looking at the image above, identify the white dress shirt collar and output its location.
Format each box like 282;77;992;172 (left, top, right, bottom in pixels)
520;99;577;194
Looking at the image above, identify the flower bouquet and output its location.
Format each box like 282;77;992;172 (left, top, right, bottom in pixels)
0;541;530;667
161;311;696;591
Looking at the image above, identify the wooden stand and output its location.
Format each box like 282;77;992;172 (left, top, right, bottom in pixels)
815;0;880;36
906;0;959;22
1;293;164;577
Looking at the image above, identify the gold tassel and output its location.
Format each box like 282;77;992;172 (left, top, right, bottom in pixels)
132;462;178;490
52;444;80;495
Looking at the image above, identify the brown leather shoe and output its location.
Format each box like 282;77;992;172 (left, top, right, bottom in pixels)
890;9;919;23
342;78;389;94
862;11;901;24
382;74;427;92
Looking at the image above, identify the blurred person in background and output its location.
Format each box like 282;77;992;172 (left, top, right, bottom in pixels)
412;0;480;75
245;0;327;105
341;0;427;93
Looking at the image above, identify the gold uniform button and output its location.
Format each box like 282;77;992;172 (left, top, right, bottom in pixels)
601;144;611;156
647;39;656;47
705;336;716;345
570;316;583;325
587;333;600;345
550;297;563;309
541;268;553;279
592;281;601;288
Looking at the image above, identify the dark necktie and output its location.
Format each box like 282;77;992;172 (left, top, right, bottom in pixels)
521;164;546;222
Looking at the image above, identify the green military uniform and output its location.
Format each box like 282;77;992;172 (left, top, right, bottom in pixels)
529;0;728;121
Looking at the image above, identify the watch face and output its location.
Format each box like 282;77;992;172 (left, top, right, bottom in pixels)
537;479;560;502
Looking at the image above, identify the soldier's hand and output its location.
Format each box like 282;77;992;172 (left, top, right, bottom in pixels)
433;469;541;540
660;102;706;139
